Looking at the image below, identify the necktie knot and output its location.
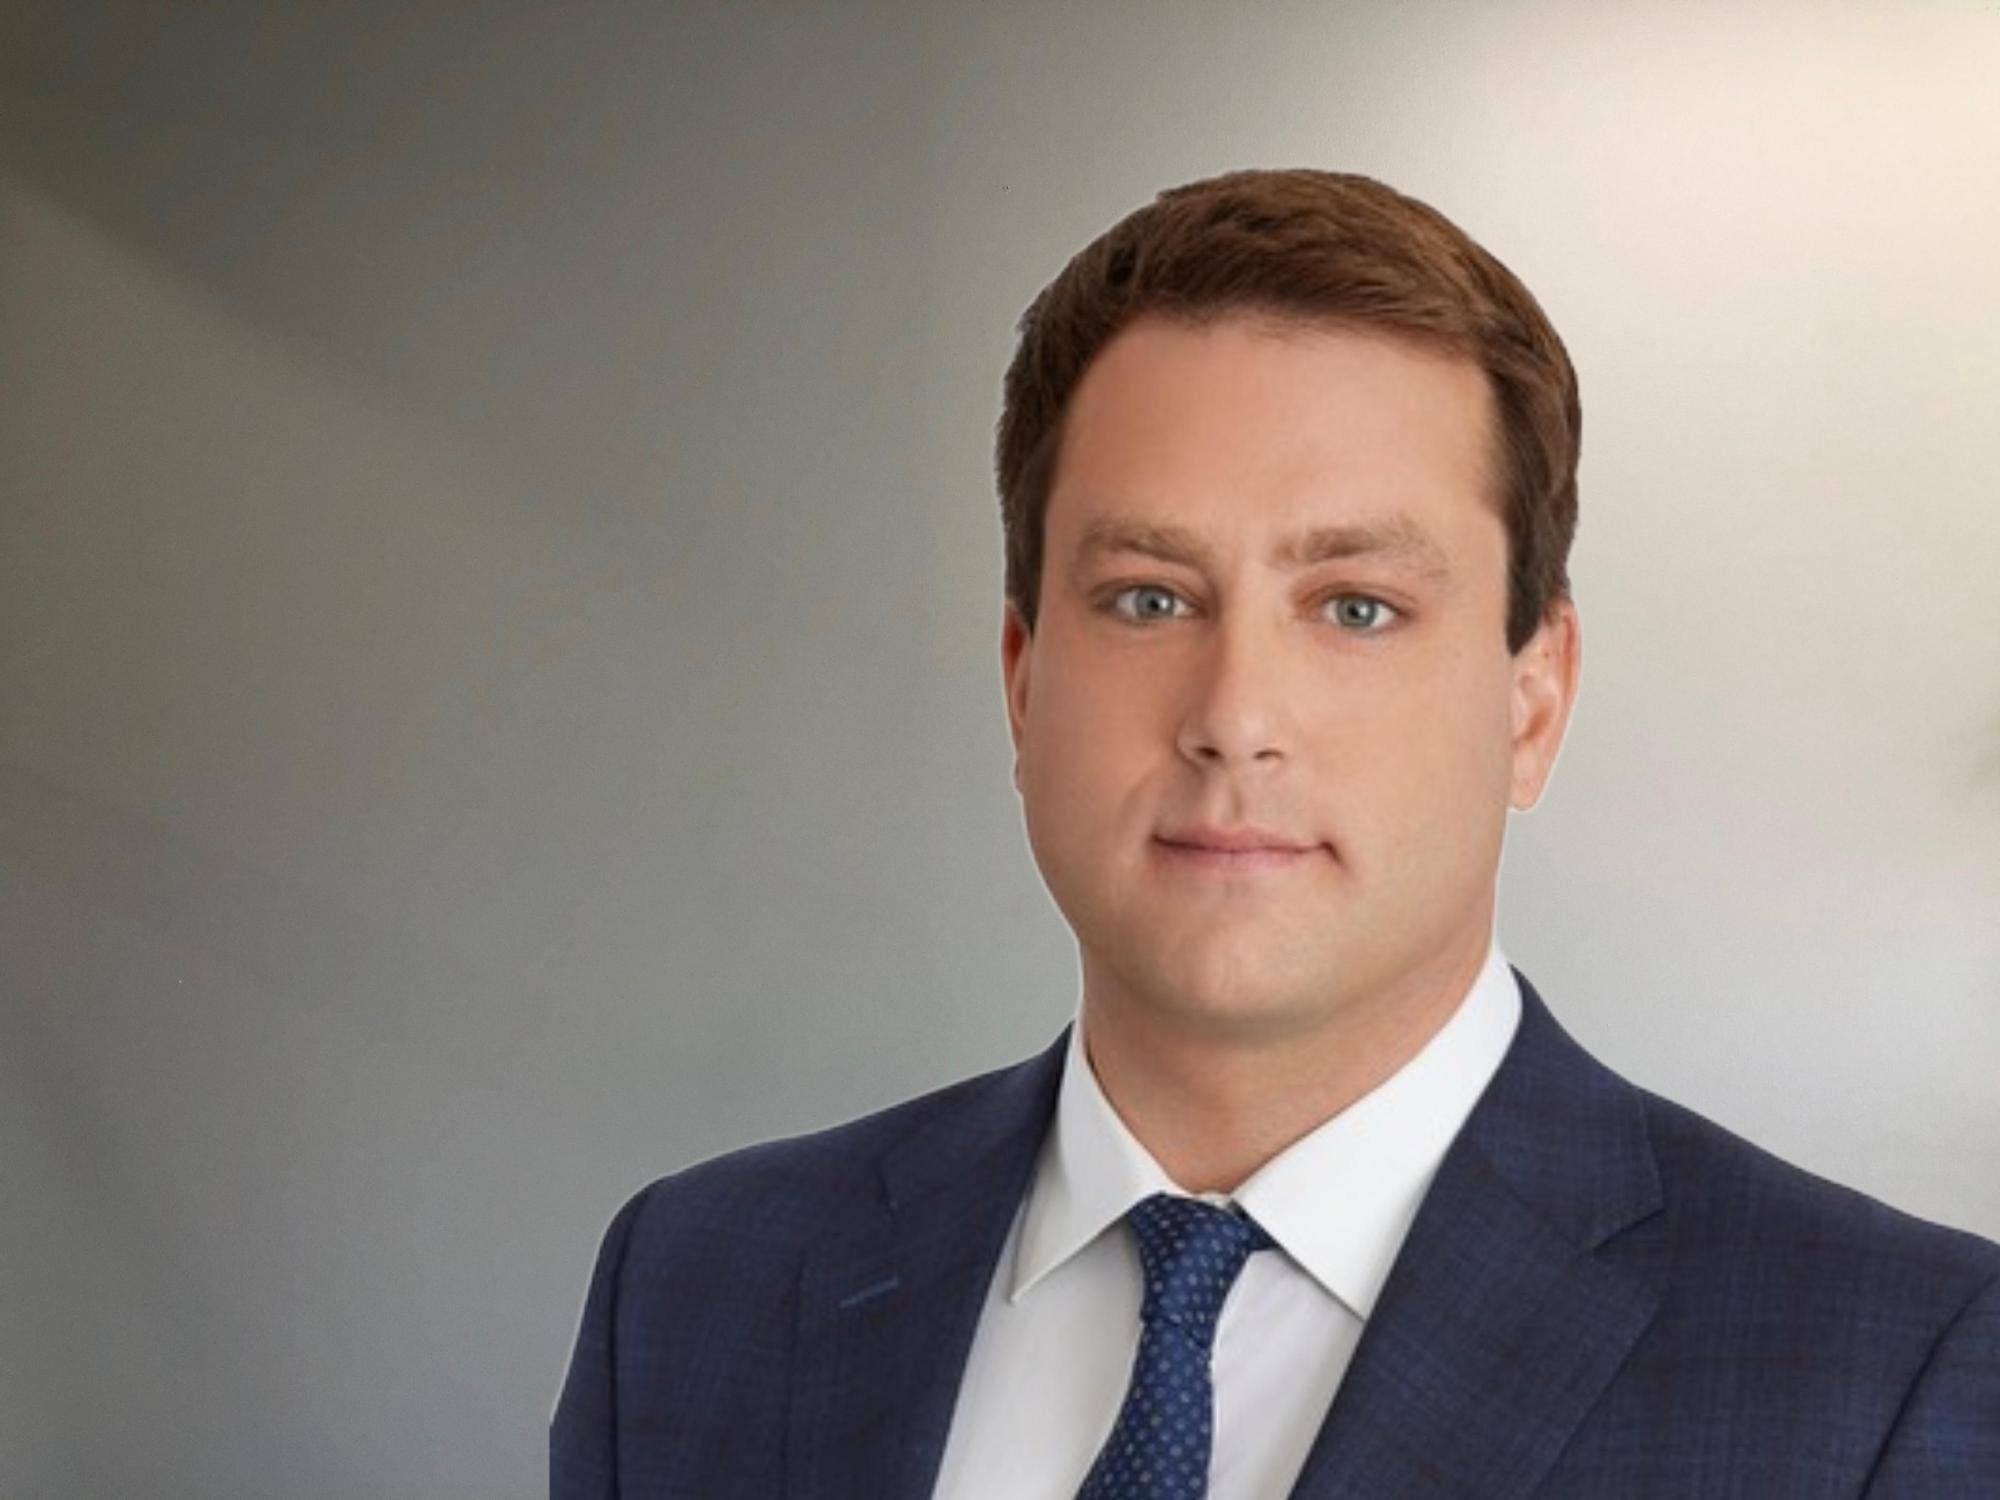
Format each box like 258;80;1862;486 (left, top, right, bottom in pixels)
1128;1192;1272;1347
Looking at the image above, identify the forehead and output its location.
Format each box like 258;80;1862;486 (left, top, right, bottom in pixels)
1047;312;1500;556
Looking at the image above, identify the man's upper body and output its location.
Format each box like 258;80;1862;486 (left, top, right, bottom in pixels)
550;964;2000;1496
553;169;2000;1494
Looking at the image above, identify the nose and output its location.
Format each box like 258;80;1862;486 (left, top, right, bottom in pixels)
1174;609;1292;771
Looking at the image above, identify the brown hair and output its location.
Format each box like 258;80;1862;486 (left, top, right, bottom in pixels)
995;168;1580;653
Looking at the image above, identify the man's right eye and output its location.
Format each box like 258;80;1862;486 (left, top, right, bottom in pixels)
1107;584;1190;622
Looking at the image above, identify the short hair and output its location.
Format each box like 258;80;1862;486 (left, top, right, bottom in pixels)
995;168;1580;653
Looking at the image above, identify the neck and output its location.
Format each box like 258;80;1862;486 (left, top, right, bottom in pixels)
1079;936;1491;1194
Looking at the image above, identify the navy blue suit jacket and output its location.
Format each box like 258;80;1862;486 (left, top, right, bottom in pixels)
552;976;2000;1496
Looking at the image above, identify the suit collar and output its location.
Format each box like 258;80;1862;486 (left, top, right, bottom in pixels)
786;1032;1068;1500
875;1031;1070;1212
1288;971;1668;1498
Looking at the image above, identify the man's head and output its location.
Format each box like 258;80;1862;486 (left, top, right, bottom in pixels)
997;168;1579;656
996;170;1582;1053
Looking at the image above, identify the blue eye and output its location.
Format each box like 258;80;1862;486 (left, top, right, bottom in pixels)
1325;595;1399;631
1109;585;1189;621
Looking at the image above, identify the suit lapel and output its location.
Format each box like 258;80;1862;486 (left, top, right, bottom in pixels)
785;1032;1067;1500
1289;976;1670;1499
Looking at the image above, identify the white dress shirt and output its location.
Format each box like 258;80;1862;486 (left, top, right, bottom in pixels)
932;944;1522;1500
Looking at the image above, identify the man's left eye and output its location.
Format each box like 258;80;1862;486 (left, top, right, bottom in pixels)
1324;595;1400;631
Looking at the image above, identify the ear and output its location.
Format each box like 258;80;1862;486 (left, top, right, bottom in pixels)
1001;603;1034;775
1508;597;1581;810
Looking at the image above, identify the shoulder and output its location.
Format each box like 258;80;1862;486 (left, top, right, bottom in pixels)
597;1039;1063;1280
1496;974;1998;1383
551;1040;1065;1489
1636;1083;2000;1301
1505;974;1999;1305
1620;1086;2000;1469
562;1039;1062;1411
1616;1080;2000;1431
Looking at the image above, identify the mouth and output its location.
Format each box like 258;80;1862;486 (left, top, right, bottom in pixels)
1152;827;1324;873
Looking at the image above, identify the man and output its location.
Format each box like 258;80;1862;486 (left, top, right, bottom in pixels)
552;169;1999;1496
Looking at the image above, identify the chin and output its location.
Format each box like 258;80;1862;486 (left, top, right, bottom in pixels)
1135;954;1345;1040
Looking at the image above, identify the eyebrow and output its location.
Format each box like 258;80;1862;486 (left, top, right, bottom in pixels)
1072;512;1455;584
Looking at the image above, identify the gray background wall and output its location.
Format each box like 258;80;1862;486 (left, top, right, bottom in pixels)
3;2;1996;1495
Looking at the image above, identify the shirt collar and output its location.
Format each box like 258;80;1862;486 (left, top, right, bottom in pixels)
1010;943;1522;1320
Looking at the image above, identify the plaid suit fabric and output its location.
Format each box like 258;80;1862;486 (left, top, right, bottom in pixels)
552;978;2000;1498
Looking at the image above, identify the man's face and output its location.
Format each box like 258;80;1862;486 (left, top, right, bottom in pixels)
1002;313;1578;1048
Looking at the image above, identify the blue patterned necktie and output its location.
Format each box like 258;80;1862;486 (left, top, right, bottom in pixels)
1074;1192;1274;1499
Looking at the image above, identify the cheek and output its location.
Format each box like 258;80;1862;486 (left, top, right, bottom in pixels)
1019;663;1130;816
1365;658;1517;811
1018;655;1180;874
1027;641;1165;773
